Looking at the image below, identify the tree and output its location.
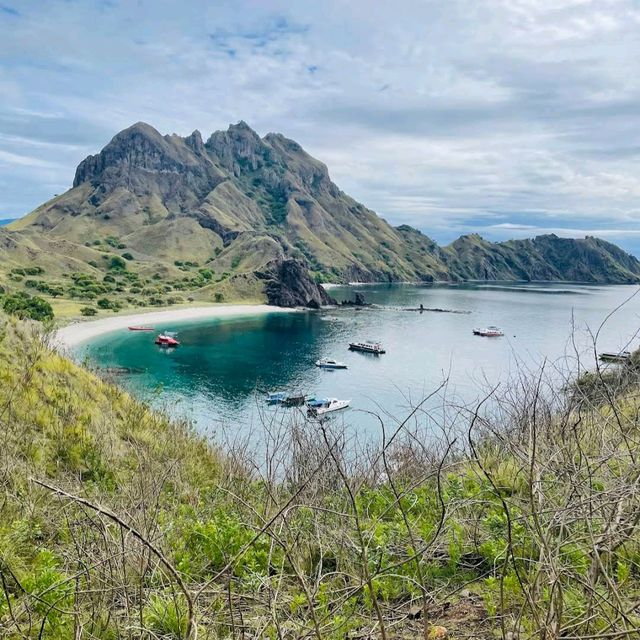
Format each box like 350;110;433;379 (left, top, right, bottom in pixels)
2;291;54;321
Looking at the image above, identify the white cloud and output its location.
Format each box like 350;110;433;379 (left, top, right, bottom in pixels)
1;0;640;253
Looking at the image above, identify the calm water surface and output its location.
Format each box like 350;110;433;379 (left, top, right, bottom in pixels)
79;283;640;437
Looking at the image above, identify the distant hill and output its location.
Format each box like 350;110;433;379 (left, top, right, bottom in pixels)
4;121;640;311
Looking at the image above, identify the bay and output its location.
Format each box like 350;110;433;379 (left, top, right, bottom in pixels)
79;283;640;438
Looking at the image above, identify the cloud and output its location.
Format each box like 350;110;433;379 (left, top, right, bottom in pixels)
1;0;640;255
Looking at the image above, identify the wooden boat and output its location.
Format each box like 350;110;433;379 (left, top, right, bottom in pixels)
348;341;385;354
315;358;348;369
599;351;631;363
473;326;504;337
128;326;155;331
307;398;350;417
155;334;180;347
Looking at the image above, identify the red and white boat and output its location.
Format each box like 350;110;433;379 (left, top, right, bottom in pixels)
155;334;180;347
128;326;155;331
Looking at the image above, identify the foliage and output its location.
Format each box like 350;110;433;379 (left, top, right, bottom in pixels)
80;306;97;316
2;291;54;321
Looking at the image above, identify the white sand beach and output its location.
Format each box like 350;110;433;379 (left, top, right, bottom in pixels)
54;304;296;349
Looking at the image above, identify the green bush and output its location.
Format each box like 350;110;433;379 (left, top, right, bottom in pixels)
88;260;99;268
80;306;97;316
109;256;127;271
96;297;121;311
122;252;134;261
214;292;224;303
2;291;54;321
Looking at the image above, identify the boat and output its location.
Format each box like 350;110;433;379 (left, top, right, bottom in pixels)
266;391;287;403
599;351;631;363
155;334;180;347
128;326;155;331
282;394;314;407
307;397;329;408
315;358;348;369
348;341;386;354
473;326;504;337
307;398;350;417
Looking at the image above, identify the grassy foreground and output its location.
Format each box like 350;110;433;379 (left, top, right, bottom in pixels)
1;313;640;639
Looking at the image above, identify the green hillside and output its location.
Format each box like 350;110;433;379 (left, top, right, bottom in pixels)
1;121;639;318
2;312;640;638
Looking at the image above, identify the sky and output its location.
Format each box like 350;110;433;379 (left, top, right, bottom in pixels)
2;1;640;254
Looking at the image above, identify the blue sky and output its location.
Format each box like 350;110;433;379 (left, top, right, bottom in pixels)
2;1;640;254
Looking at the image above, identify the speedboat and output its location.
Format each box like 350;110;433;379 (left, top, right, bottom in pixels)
307;398;350;417
315;358;348;369
155;334;180;347
348;341;385;354
472;326;504;337
128;326;155;331
307;397;329;408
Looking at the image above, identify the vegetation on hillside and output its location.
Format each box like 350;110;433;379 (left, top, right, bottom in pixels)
1;312;640;638
3;121;640;314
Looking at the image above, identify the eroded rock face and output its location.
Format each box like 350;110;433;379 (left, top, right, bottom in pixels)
257;259;335;308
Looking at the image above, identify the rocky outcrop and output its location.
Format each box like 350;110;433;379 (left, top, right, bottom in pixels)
257;259;335;308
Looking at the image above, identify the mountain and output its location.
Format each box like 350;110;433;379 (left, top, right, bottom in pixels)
4;121;640;313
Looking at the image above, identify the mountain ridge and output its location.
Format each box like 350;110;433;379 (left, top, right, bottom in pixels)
4;120;640;313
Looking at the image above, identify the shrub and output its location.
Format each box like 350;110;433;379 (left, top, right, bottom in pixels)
231;255;241;269
122;252;134;261
2;291;54;321
80;306;97;316
214;292;224;303
103;274;116;283
24;266;44;276
109;256;127;271
96;297;122;311
198;268;213;281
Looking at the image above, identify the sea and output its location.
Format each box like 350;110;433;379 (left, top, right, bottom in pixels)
78;282;640;441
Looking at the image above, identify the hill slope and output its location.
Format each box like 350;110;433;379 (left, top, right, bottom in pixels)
4;121;640;312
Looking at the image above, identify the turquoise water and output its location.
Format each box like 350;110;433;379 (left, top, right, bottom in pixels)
79;283;640;437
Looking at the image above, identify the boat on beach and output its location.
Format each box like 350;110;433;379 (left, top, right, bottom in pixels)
315;358;348;369
155;334;180;347
473;326;504;337
348;341;385;354
307;398;350;417
128;326;155;331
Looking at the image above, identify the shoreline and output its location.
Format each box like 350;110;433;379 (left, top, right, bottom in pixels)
54;304;296;349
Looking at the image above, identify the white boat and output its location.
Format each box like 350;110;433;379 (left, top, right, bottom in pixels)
266;391;287;403
473;326;504;337
315;358;348;369
348;341;386;354
307;398;350;417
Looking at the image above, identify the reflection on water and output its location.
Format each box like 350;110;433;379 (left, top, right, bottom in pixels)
80;283;640;437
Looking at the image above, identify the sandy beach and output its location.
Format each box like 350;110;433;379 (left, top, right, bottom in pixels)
54;304;295;349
